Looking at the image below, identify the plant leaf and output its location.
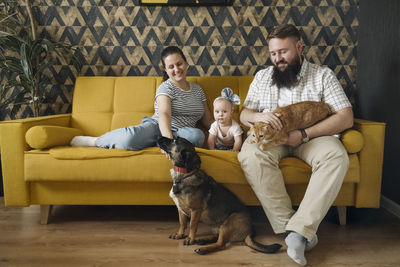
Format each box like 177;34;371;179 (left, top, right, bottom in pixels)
20;43;32;79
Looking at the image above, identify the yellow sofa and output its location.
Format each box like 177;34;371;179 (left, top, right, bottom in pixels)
0;76;386;225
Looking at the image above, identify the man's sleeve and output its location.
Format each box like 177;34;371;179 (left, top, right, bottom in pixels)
322;69;352;112
243;71;262;110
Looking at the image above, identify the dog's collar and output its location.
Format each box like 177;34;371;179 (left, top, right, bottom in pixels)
173;165;198;175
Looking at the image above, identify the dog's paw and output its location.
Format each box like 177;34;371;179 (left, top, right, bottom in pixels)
194;239;208;245
169;233;186;239
194;237;217;245
194;248;209;255
183;237;196;245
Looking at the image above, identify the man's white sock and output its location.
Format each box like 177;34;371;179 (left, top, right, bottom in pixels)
305;234;318;252
70;136;97;147
285;232;307;266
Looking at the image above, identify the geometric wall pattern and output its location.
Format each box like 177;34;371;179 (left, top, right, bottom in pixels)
1;0;359;120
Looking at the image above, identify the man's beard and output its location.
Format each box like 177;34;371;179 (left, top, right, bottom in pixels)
271;55;302;88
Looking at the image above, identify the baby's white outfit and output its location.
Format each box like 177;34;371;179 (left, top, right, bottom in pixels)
209;119;243;149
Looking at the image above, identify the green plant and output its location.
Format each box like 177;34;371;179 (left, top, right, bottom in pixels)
0;0;81;118
0;83;21;116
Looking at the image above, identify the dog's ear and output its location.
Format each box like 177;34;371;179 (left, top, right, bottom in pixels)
157;136;173;145
157;136;174;151
185;151;201;172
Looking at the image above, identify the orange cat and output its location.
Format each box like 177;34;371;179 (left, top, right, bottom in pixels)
248;101;331;150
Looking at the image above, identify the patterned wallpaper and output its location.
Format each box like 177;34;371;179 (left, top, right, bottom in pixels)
2;0;358;120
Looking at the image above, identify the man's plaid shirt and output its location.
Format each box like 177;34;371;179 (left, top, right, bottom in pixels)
243;59;352;112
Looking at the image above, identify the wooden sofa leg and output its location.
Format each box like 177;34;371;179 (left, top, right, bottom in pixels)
336;206;347;226
40;205;52;225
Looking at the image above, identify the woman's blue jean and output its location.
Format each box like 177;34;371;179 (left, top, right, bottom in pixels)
96;117;205;151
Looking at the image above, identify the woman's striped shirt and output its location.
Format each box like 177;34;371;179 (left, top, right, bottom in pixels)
152;79;206;131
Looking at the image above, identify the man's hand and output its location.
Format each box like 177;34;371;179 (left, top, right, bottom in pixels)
286;130;303;147
257;112;283;130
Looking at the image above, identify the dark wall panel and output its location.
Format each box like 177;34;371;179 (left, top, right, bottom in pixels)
357;0;400;204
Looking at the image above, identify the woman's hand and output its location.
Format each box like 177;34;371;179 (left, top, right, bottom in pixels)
161;149;171;160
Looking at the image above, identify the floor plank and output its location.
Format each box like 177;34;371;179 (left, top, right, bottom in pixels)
0;198;399;266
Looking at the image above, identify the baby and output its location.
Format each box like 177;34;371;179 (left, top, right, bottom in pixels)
207;88;243;152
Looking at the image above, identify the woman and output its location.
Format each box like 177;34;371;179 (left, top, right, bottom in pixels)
70;46;214;150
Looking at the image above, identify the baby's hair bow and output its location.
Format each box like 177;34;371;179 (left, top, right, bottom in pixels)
215;87;241;105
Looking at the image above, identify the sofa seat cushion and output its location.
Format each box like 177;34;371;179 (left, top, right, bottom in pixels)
49;146;156;159
24;147;360;185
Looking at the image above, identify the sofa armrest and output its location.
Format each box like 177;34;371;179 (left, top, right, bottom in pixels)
353;118;386;208
0;114;72;206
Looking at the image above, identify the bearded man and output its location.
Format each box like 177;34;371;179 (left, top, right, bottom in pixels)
238;24;353;265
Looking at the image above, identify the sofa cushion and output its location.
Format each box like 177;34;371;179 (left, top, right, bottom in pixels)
71;77;116;136
49;146;147;159
25;147;359;184
111;77;158;130
341;129;364;153
25;126;83;149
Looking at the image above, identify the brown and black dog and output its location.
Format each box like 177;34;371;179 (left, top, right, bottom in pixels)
158;136;282;255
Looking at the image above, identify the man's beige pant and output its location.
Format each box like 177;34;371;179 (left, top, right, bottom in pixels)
238;136;349;241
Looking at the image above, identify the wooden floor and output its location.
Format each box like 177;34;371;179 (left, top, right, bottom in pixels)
0;198;399;267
